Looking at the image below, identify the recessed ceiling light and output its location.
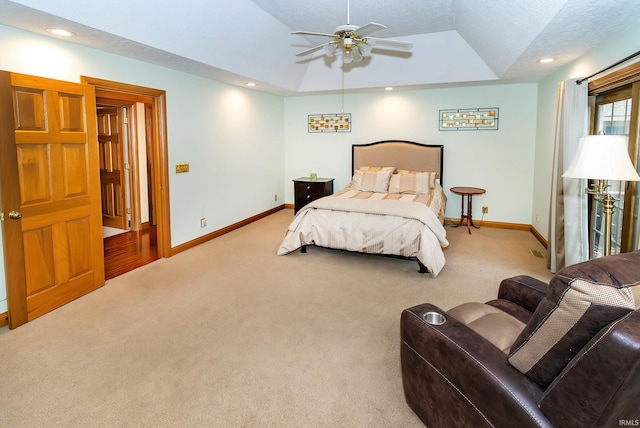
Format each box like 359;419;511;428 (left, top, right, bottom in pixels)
537;58;555;63
246;82;256;87
385;87;394;91
46;28;75;37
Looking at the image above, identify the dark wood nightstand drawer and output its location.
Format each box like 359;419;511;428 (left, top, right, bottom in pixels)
293;177;334;214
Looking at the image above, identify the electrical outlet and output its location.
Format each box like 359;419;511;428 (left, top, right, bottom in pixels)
482;206;488;214
200;217;206;228
274;194;278;201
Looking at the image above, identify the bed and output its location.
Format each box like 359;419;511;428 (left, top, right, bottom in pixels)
277;140;449;277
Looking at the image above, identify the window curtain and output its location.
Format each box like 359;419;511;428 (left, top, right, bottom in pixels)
548;78;589;272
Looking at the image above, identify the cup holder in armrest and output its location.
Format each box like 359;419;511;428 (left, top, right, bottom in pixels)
423;311;446;325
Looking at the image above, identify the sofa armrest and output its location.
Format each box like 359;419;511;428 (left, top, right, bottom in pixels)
400;303;552;428
497;275;548;313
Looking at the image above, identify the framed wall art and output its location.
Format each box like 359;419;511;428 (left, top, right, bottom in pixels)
308;113;351;133
439;108;499;131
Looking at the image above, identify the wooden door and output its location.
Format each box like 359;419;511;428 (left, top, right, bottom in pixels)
97;107;127;230
0;71;105;328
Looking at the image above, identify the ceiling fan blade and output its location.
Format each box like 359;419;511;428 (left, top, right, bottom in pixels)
296;42;332;57
292;31;337;38
354;22;386;37
367;37;413;51
351;46;363;62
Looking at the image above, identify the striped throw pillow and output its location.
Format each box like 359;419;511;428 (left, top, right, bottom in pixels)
351;166;395;192
388;171;438;194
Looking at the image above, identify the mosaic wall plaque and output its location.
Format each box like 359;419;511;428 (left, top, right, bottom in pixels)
308;113;351;133
439;108;499;131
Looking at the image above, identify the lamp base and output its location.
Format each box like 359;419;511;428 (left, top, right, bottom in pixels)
586;179;616;257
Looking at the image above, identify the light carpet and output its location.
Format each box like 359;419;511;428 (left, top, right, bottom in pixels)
0;209;552;427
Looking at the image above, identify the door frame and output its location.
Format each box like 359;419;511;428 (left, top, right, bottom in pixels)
81;77;171;258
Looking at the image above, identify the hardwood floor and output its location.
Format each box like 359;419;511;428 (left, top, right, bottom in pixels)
103;227;158;280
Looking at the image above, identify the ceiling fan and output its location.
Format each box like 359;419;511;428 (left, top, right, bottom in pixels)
292;0;413;64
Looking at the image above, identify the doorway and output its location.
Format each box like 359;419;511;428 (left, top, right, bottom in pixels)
1;73;171;329
96;98;157;279
82;76;171;276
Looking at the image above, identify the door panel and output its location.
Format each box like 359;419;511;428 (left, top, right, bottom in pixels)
17;144;51;204
97;107;127;229
0;71;105;328
23;227;54;295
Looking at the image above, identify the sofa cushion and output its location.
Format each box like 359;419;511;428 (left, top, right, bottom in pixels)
508;252;640;387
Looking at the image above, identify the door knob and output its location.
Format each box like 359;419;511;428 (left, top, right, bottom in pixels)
8;211;22;219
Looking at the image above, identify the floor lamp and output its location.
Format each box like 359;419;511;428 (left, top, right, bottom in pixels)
563;135;640;256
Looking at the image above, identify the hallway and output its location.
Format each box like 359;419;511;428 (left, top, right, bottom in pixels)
103;227;158;280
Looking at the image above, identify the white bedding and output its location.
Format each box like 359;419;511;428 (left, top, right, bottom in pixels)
277;184;449;277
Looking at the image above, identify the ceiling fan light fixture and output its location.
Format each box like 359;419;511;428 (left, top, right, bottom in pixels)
324;43;338;56
359;42;372;56
292;0;412;63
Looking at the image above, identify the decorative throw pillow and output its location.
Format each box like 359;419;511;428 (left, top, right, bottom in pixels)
388;171;437;194
397;170;439;187
351;166;395;192
508;251;640;387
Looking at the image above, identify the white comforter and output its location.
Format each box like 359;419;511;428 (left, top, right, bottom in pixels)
277;187;449;277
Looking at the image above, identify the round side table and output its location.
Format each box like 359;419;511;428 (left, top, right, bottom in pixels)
450;187;486;234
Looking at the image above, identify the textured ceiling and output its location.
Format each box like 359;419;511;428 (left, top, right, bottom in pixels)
1;0;639;95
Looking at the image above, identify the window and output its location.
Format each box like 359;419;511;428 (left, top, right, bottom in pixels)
588;62;640;256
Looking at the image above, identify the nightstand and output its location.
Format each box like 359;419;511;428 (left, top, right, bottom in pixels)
293;177;334;214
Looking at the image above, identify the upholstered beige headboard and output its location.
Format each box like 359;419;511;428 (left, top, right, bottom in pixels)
352;141;444;185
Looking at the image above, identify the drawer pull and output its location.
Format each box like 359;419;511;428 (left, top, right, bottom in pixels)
306;186;311;190
306;195;311;198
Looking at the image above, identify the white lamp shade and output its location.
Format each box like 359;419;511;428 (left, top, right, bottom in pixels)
563;135;640;181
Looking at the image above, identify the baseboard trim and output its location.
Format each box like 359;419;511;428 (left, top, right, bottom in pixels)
170;205;286;256
444;218;529;231
0;312;8;328
529;224;548;249
444;218;548;249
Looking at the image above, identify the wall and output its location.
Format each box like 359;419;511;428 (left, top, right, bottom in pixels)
0;24;284;312
532;21;640;241
284;83;539;223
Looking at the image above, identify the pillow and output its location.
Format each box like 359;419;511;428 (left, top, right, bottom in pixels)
396;170;439;187
508;252;640;387
388;171;438;194
351;166;395;192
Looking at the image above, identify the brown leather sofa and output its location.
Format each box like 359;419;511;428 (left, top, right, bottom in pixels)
400;251;640;428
